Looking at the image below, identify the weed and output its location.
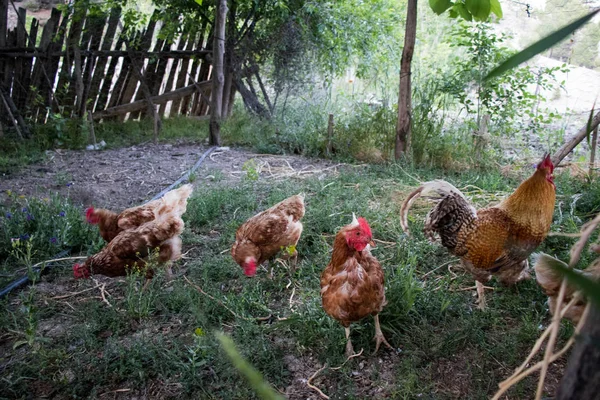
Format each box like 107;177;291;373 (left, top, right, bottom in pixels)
0;164;592;399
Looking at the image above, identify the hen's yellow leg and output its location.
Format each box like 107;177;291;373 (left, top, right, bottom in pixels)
374;314;392;353
345;327;355;357
476;280;487;310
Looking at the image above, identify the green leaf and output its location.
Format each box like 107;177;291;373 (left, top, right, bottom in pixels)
550;263;600;309
490;0;502;18
486;9;600;80
455;3;472;21
194;0;203;5
429;0;453;15
465;0;491;21
216;332;285;400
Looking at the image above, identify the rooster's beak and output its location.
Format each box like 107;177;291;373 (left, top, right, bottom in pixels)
369;240;376;248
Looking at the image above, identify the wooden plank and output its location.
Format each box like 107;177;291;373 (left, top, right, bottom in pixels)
18;17;38;111
0;0;7;87
128;14;159;120
92;80;210;120
0;49;211;57
3;28;16;107
55;9;84;116
105;32;134;111
87;7;121;111
47;7;68;113
181;30;204;115
12;8;27;109
0;0;7;49
78;12;105;116
189;22;208;115
30;7;62;121
170;27;197;115
138;19;166;119
195;29;212;116
159;31;188;116
96;35;125;111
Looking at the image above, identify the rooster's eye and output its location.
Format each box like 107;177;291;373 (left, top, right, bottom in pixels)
355;232;360;236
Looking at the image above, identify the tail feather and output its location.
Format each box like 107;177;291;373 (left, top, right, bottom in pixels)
400;180;476;252
156;184;193;218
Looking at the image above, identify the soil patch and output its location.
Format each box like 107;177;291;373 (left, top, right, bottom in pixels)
0;142;344;209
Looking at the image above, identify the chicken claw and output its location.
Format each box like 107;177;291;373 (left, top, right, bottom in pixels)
373;314;392;353
476;280;487;310
345;327;355;358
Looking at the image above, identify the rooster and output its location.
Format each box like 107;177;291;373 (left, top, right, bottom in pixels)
400;154;556;309
86;184;193;243
73;184;193;282
231;194;304;277
534;253;600;323
321;214;391;356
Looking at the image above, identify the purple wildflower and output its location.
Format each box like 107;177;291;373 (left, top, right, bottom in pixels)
22;207;28;213
26;214;34;221
20;234;30;240
59;211;66;217
5;212;11;219
66;182;73;187
50;237;58;244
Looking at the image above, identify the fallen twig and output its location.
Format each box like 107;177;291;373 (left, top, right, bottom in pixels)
421;259;458;279
306;364;330;400
330;348;364;370
50;284;101;299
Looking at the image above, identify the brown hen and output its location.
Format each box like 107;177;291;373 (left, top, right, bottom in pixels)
86;184;193;242
73;185;192;282
534;253;600;323
231;194;304;276
321;215;391;356
401;154;556;309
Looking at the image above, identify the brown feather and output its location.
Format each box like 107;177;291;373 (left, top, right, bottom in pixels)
321;225;386;327
402;159;556;286
231;194;305;268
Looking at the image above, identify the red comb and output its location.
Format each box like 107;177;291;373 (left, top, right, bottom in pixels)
538;154;554;172
357;217;372;237
86;207;96;223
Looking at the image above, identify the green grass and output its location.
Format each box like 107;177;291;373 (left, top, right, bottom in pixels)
0;162;597;399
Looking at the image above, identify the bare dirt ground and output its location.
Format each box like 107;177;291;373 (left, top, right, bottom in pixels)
0;142;344;209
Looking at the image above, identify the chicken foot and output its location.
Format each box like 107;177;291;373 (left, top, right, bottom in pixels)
345;327;355;358
373;314;392;353
476;280;488;310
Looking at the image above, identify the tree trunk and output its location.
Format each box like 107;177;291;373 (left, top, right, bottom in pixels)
556;304;600;400
209;0;227;146
552;111;600;166
395;0;417;160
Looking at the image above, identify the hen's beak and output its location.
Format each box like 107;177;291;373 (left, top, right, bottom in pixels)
369;240;376;248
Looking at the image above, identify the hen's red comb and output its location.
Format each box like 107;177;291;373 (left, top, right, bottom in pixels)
538;153;554;173
358;217;372;237
86;207;96;223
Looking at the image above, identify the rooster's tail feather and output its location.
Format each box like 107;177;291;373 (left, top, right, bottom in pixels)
400;180;476;252
400;180;469;235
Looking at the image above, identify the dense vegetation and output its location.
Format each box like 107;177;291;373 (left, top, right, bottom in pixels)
1;157;599;398
1;0;600;398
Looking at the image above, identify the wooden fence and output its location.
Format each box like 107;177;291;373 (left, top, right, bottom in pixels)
0;1;214;136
